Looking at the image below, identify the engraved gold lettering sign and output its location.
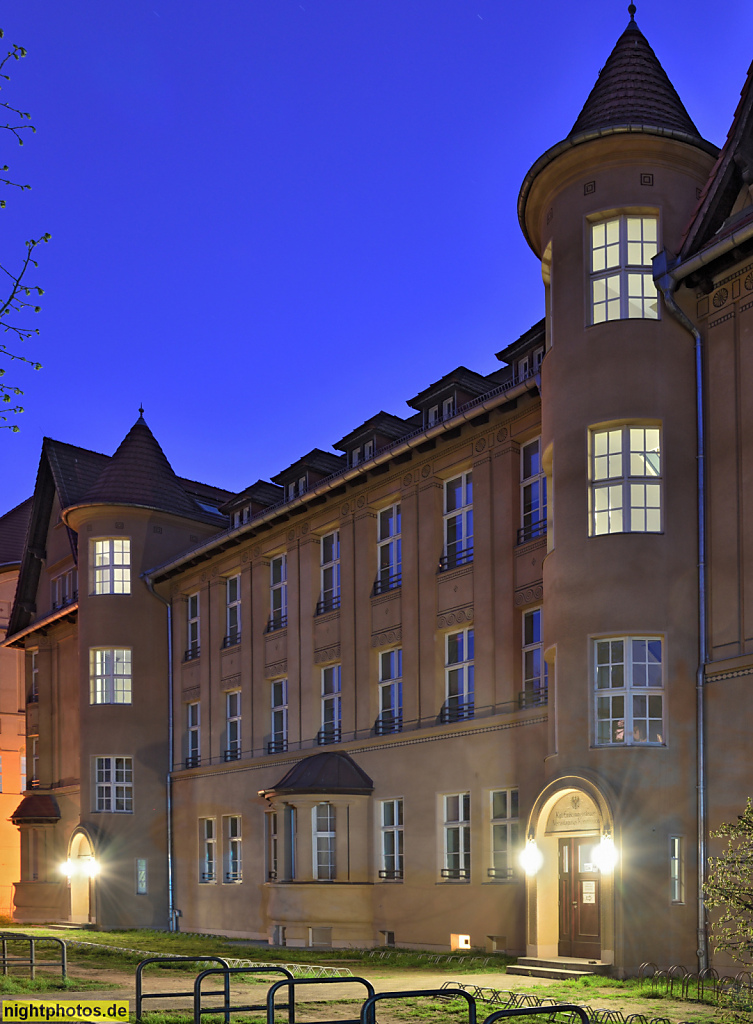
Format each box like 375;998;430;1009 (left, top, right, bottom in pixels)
545;792;600;834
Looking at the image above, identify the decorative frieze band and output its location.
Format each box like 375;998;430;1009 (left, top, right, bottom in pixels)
371;628;403;648
181;685;200;701
515;584;544;607
264;659;288;679
314;645;341;665
437;606;473;629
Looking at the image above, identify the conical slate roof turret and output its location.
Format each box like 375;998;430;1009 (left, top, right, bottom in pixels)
570;14;701;139
78;413;211;521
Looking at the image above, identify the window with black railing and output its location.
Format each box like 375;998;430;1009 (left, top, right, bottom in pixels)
184;645;200;661
373;572;402;595
442;628;474;723
440;700;475;724
317;725;341;746
319;531;340;616
375;504;401;595
441;866;470;879
517;521;547;545
316;595;341;615
378;868;404;879
520;438;547;545
267;614;287;632
442;472;473;572
223;748;241;762
185;755;200;769
222;632;241;648
375;713;403;735
267;739;288;754
519;686;548;708
443;792;470;881
438;546;474;572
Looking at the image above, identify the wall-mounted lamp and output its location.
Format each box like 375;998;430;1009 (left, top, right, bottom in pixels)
593;830;618;873
519;838;544;876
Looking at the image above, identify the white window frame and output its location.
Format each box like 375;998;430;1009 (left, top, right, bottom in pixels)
520;438;547;542
30;738;38;788
270;678;288;753
312;802;336;881
187;701;200;767
320;664;342;744
351;447;361;467
590;214;659;323
442;396;455;420
443;628;474;721
94;756;133;813
91;538;131;595
224;815;242;883
522;609;547;705
266;811;278;880
427;404;439;427
442;793;470;880
187;593;200;659
225;690;241;761
594;636;664;746
199;817;216;882
269;555;288;630
29;650;38;702
225;575;241;646
319;531;340;612
89;648;132;705
51;567;77;610
589;425;662;536
363;439;375;460
376;503;401;593
377;648;403;734
489;789;519;880
670;835;685;904
443;472;473;569
379;798;404;880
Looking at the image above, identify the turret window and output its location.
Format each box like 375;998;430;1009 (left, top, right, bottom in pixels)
91;539;131;595
589;425;661;535
590;215;659;323
90;648;132;704
594;637;664;745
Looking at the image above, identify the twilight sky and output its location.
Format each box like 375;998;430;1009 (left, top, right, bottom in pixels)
1;1;751;514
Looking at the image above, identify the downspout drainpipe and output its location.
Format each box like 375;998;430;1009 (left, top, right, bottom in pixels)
143;575;176;932
653;250;708;973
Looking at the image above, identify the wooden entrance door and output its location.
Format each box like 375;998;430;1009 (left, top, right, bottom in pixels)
558;837;600;958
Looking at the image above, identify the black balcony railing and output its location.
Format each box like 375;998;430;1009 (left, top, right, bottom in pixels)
200;872;216;883
222;633;241;649
440;701;475;724
184;646;201;662
372;572;402;596
225;871;242;883
441;867;470;879
378;868;404;880
29;777;40;789
317;726;341;746
27;693;39;705
267;739;288;754
374;713;403;736
316;595;341;615
266;614;288;633
438;547;474;572
487;867;515;880
185;755;200;769
223;748;242;762
517;520;547;545
267;870;278;880
519;686;548;709
51;591;78;612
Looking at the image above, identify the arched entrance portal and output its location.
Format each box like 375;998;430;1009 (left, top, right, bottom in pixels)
524;776;617;965
68;832;96;925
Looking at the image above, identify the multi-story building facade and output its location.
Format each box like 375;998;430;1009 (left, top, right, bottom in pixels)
2;12;753;976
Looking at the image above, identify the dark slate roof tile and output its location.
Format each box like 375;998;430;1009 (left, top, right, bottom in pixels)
266;751;374;795
0;498;33;567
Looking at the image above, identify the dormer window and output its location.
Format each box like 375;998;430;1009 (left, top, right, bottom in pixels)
442;397;455;420
351;448;361;467
363;439;374;460
298;475;307;495
428;405;440;427
287;483;296;502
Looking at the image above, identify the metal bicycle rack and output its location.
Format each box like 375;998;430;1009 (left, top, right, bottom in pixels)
193;965;295;1024
135;955;230;1020
482;1007;590;1022
266;974;375;1024
360;987;477;1024
0;932;67;980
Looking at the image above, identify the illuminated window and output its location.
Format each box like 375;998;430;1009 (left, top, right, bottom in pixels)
91;539;131;595
90;649;132;704
595;637;664;745
590;215;659;323
95;756;133;812
590;426;661;535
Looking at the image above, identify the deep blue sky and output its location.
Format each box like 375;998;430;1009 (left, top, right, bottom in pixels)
1;1;751;513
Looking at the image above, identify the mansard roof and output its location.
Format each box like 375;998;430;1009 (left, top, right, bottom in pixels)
271;449;345;485
333;411;411;451
570;17;702;139
0;498;33;569
219;480;284;516
11;793;61;824
263;751;374;796
406;367;490;410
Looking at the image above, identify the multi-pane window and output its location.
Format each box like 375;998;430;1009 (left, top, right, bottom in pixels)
443;793;470;879
379;798;404;880
443;628;474;722
442;473;473;569
377;649;403;734
225;691;241;761
590;215;659;323
313;802;336;880
186;593;200;659
320;665;342;744
489;789;519;879
375;504;401;594
269;555;287;630
520;439;547;542
51;568;77;610
199;818;216;882
318;531;340;613
670;836;685;903
225;575;241;646
92;539;131;595
590;426;661;535
270;679;288;753
363;439;375;460
29;650;38;703
443;396;455;420
595;637;664;745
522;609;548;706
30;738;39;787
89;649;132;705
95;756;133;812
224;816;242;882
187;702;200;768
20;753;26;793
266;812;278;880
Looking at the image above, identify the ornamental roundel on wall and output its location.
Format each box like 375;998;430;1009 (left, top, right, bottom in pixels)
475;438;487;453
357;495;366;509
253;545;261;557
241;551;249;563
403;474;413;487
287;529;295;542
713;287;729;308
745;272;753;291
496;427;508;443
301;523;309;535
421;465;431;478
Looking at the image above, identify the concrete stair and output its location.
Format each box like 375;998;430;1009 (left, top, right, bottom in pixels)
507;956;612;980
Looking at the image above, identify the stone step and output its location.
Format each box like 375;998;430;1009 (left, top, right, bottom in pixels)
507;964;597;981
515;956;611;975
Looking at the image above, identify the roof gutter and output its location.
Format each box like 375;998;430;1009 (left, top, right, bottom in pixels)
669;217;753;284
653;249;709;974
146;375;540;585
2;602;79;649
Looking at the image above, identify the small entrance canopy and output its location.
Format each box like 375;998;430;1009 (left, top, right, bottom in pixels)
10;794;61;825
260;751;373;799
